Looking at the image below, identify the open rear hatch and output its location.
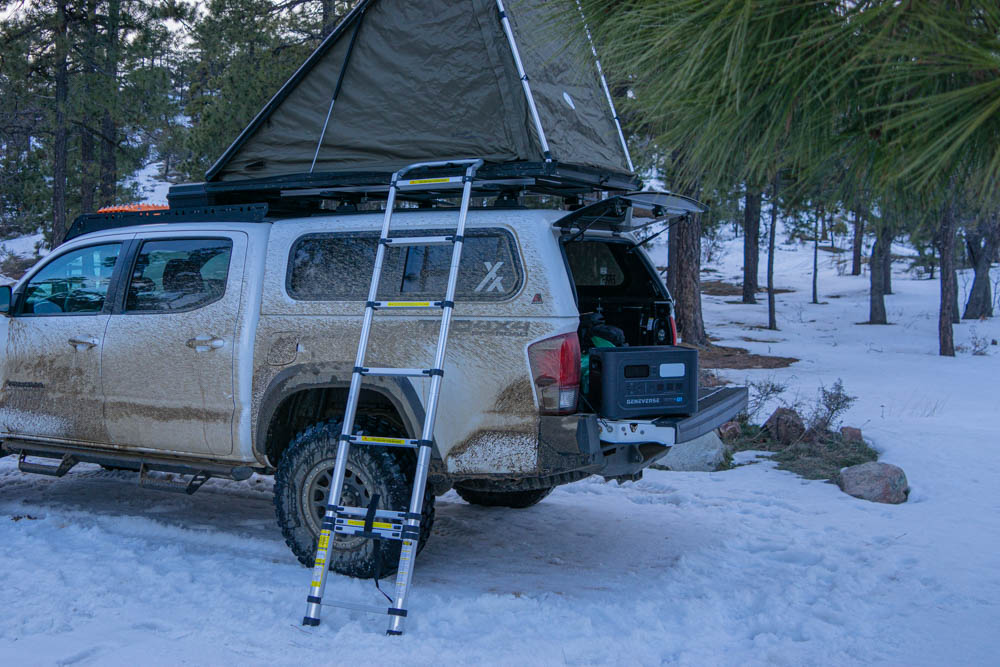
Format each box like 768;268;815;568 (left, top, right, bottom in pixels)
555;191;747;442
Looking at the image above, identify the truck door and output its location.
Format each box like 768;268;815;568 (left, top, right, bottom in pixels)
101;233;246;457
0;241;126;444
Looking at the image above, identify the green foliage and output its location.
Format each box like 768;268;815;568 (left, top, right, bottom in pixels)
180;0;326;178
771;434;878;481
580;0;1000;203
0;0;353;240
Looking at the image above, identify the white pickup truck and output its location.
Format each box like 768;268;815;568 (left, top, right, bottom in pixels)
0;202;746;577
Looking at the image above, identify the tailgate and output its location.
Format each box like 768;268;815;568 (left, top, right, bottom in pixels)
653;386;748;443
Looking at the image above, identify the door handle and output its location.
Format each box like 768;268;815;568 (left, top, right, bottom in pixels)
68;336;99;351
186;335;225;352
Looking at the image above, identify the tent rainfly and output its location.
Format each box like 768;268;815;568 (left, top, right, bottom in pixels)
204;0;635;189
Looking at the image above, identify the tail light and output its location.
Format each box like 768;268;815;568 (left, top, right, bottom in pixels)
527;332;581;415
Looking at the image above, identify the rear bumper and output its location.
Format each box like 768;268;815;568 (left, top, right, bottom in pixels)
656;386;750;443
553;386;748;481
441;386;747;491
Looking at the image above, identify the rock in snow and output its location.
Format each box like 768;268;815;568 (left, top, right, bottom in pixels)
837;462;909;504
840;426;864;442
763;407;805;446
661;431;728;471
717;420;742;441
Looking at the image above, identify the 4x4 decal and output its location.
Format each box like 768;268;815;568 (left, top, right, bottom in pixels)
474;261;505;293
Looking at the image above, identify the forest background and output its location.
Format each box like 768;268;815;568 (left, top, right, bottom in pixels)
2;0;998;357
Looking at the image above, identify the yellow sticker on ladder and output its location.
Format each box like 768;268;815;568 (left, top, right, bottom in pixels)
345;518;396;530
318;532;330;549
385;301;431;308
359;435;408;446
403;177;453;185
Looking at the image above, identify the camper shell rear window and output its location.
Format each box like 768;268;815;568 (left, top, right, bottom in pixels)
286;228;523;302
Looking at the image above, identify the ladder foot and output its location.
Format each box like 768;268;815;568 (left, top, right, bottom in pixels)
386;629;403;636
302;617;321;627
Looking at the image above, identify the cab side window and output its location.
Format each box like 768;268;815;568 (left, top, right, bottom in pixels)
125;238;233;313
18;243;121;316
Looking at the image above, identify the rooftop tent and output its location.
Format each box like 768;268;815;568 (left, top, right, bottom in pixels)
203;0;635;189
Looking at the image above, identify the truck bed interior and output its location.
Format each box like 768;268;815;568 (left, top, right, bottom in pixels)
562;238;675;350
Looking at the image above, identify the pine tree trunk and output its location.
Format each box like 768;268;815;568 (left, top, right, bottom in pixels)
851;205;865;276
99;0;121;207
767;179;778;330
812;205;820;304
51;3;70;240
883;234;893;295
80;131;95;213
671;214;707;346
937;200;958;357
742;188;761;304
666;217;678;298
869;227;888;324
963;215;999;319
321;0;339;37
952;269;960;324
79;0;99;215
99;111;117;206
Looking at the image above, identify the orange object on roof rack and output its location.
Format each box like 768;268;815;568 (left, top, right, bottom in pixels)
96;203;169;213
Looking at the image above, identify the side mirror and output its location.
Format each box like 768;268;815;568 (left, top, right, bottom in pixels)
0;285;11;315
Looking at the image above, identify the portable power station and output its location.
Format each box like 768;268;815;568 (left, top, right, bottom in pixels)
587;346;699;419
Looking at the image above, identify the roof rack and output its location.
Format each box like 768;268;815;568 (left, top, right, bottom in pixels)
63;164;660;246
168;161;641;212
64;204;269;243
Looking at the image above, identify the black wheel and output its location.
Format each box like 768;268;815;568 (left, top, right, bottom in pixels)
273;415;435;578
454;485;554;508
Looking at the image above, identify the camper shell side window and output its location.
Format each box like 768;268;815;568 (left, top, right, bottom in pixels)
286;228;523;302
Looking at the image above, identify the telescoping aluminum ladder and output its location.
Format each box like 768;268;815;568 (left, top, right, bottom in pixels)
302;158;484;635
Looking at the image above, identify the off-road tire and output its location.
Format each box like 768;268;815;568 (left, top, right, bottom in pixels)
454;485;554;508
273;415;435;578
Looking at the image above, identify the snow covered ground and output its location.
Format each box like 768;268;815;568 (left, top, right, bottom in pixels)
2;230;999;665
125;162;172;206
0;233;47;285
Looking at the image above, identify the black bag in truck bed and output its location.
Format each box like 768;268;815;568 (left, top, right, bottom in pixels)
588;346;699;419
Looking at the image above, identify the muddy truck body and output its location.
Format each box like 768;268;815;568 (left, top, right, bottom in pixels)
0;205;746;571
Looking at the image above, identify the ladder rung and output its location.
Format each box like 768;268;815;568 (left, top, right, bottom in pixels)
395;175;465;190
332;505;410;521
382;235;455;247
348;434;419;448
334;520;407;541
332;519;419;542
370;300;443;309
359;367;435;377
321;600;393;616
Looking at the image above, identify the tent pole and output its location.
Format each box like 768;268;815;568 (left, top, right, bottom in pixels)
576;1;634;173
495;0;552;162
310;7;367;173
